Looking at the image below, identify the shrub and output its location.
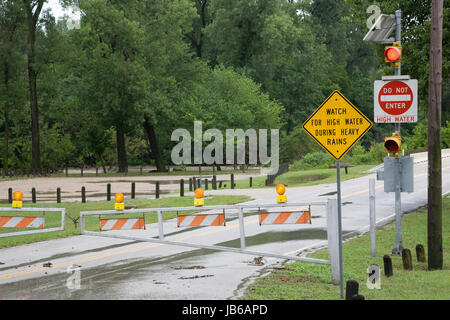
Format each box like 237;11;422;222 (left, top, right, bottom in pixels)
349;144;379;165
291;151;334;170
369;142;386;163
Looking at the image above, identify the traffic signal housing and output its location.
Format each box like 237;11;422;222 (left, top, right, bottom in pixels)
384;42;402;64
385;131;402;157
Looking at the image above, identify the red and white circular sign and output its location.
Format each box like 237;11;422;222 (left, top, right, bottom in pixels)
378;81;413;116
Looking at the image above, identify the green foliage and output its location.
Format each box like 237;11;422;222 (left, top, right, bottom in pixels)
40;125;75;171
347;143;385;165
0;0;446;174
291;151;335;170
348;145;373;165
407;120;428;150
368;142;387;163
443;121;450;148
203;0;337;132
406;119;450;150
279;127;321;164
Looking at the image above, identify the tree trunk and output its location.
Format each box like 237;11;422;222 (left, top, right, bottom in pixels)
2;62;9;177
28;59;40;175
98;154;107;174
427;0;443;270
116;126;128;173
143;116;165;172
24;0;45;176
2;109;8;177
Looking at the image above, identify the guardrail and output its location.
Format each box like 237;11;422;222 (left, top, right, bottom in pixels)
80;200;341;284
0;207;66;238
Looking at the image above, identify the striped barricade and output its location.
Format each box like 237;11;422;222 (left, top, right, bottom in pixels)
100;217;146;231
259;210;311;225
0;216;45;229
177;213;225;228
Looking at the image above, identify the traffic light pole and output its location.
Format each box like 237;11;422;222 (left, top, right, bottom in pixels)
392;9;403;255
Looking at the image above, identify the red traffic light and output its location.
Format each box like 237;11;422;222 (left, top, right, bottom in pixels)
384;43;402;63
385;47;401;62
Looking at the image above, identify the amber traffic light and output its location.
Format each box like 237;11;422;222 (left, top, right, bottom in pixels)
384;131;402;156
13;191;24;201
115;192;124;203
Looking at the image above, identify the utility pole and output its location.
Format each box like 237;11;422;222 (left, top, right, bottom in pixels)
427;0;443;270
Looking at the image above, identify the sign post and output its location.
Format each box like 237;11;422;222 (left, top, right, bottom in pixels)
303;90;373;298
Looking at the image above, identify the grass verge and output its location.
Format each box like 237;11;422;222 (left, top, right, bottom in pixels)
233;164;375;189
0;195;252;249
244;195;449;300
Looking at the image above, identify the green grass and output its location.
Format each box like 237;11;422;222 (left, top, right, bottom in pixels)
244;195;450;300
0;195;252;249
232;164;375;189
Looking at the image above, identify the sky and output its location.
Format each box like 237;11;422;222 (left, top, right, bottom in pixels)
43;0;80;20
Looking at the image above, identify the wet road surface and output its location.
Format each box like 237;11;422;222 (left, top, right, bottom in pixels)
0;153;449;300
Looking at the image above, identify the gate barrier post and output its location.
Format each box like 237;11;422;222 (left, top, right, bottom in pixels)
327;198;340;284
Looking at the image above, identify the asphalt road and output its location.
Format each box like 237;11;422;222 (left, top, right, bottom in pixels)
0;152;449;300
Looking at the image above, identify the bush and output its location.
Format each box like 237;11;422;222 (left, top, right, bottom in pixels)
291;151;334;170
369;142;386;163
350;153;373;165
348;144;382;165
406;119;450;150
279;127;322;163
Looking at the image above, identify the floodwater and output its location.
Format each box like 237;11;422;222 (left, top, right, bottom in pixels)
0;226;344;300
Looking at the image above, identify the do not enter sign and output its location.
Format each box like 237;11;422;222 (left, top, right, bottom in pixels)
374;79;417;123
379;81;413;115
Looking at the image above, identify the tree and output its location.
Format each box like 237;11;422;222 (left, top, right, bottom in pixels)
186;0;210;58
74;0;150;173
22;0;46;175
0;1;27;175
137;0;198;171
204;0;334;133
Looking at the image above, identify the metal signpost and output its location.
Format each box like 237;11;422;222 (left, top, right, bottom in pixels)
303;90;373;298
366;9;418;255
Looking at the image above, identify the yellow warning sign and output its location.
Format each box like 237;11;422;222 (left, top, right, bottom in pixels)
302;91;373;161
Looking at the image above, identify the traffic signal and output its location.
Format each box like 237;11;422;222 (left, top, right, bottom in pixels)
384;131;402;157
384;42;402;64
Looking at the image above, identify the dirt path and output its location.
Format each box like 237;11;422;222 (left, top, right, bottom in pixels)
0;172;261;203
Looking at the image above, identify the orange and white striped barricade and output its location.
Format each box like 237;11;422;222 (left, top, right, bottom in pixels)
79;201;341;292
259;208;311;226
177;212;226;228
0;207;66;238
100;216;146;231
0;216;45;228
